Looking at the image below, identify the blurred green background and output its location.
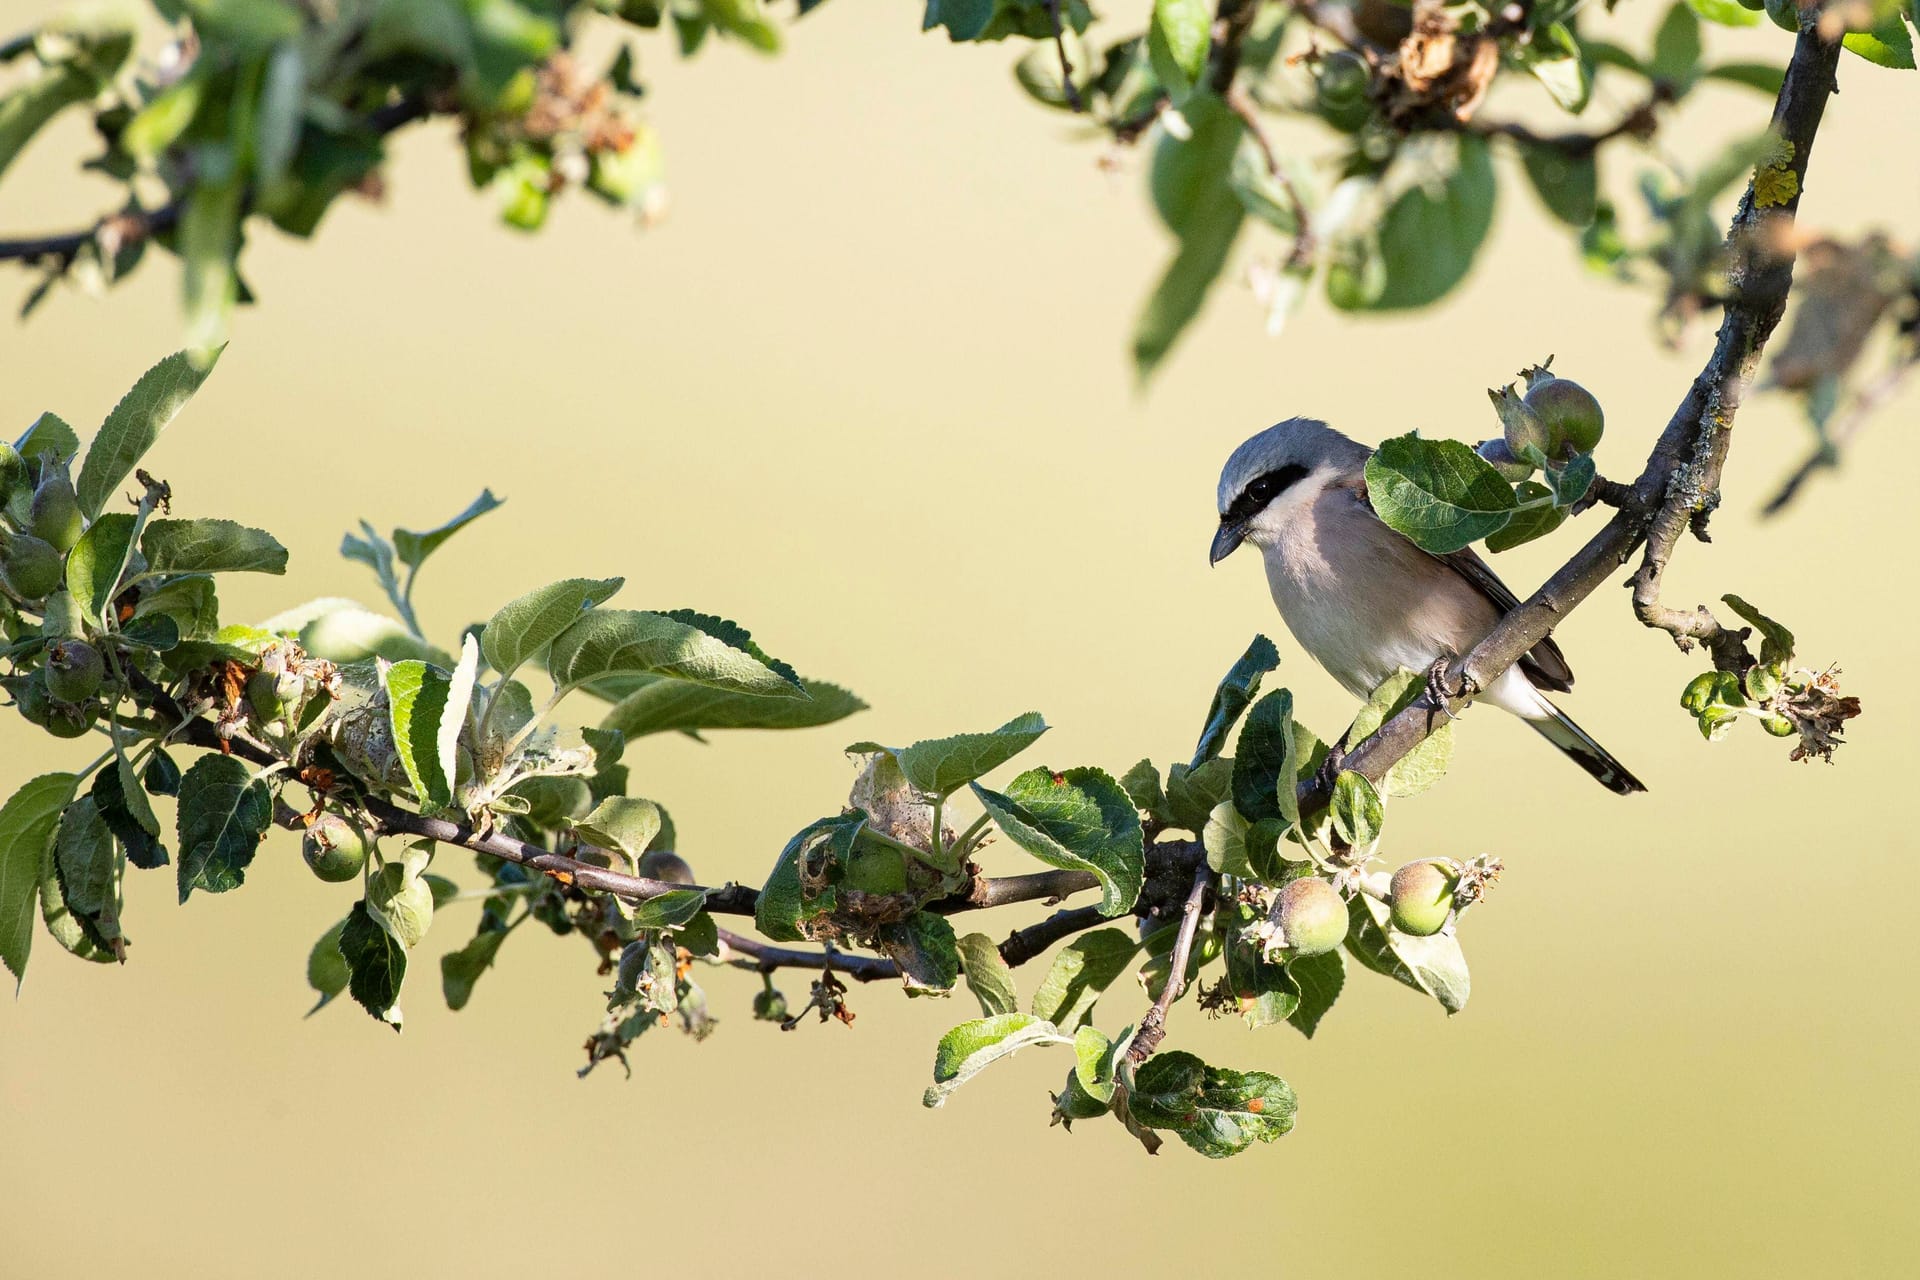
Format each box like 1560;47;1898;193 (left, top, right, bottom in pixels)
2;6;1917;1277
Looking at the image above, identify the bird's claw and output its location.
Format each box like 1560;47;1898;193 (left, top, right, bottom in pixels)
1426;658;1465;720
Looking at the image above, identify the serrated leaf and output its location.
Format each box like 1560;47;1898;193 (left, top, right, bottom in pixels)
1485;481;1566;552
922;1013;1069;1108
382;643;473;812
548;608;805;699
1329;770;1383;853
392;490;502;574
573;796;662;866
1128;1050;1298;1157
52;796;121;953
1191;635;1280;769
66;512;137;621
1030;927;1139;1030
877;911;962;995
755;812;866;942
1365;435;1518;554
307;917;350;1015
1346;669;1454;798
970;766;1144;915
1231;688;1295;824
339;899;405;1027
957;931;1019;1016
481;576;624;681
1164;757;1232;833
1345;893;1469;1013
599;675;865;738
91;761;165;870
366;863;435;948
1285;947;1344;1037
1722;594;1795;667
630;887;706;931
1327;134;1494;312
75;349;220;521
440;925;508;1011
175;755;270;902
139;518;288;575
850;712;1048;799
1120;758;1167;820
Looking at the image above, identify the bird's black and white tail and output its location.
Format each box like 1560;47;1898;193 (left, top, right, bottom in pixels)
1525;698;1648;795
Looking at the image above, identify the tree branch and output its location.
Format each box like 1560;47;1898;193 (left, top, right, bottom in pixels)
0;96;431;266
1762;347;1919;516
714;903;1113;984
1126;861;1211;1064
1298;27;1843;804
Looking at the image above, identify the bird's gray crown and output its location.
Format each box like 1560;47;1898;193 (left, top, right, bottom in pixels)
1216;417;1368;515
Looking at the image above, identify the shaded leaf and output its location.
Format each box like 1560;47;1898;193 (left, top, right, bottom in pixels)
76;349;220;521
140;518;288;575
957;931;1019;1016
175;755;270;902
970;766;1144;915
1364;434;1517;554
850;712;1048;800
922;1013;1069;1108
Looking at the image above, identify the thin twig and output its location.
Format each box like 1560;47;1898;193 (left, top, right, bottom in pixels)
1044;0;1084;113
1762;351;1919;516
1126;863;1211;1064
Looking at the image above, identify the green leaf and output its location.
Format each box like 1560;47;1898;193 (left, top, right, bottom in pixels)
1231;688;1295;824
548;608;806;699
629;887;707;930
1345;893;1470;1013
1650;2;1703;86
970;766;1144;915
957;931;1019;1016
1135;93;1246;378
599;675;866;739
0;774;80;988
1721;594;1796;667
300;605;447;665
1702;61;1787;93
366;863;435;948
1843;14;1915;69
76;349;220;521
1485;481;1566;553
1030;928;1140;1029
1517;22;1592;112
0;59;98;187
1364;434;1518;554
1164;757;1232;833
1147;0;1210;100
1285;948;1344;1037
1519;142;1598;227
922;1013;1069;1108
755;813;866;942
1686;0;1761;26
440;925;508;1011
850;712;1048;799
480;576;624;681
1191;635;1280;769
307;918;350;1015
91;761;165;870
876;911;962;995
1120;759;1167;820
1328;134;1494;312
16;412;80;464
180;163;239;355
392;490;503;574
339;899;406;1028
383;636;477;810
573;796;662;866
175;755;271;902
1128;1050;1298;1157
1221;902;1299;1028
1346;669;1454;798
255;42;304;186
65;512;138;621
1329;770;1383;853
140;518;288;576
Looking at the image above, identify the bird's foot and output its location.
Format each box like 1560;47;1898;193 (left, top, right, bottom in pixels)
1310;742;1348;794
1425;658;1476;720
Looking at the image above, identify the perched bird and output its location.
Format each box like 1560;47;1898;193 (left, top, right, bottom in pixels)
1211;418;1645;794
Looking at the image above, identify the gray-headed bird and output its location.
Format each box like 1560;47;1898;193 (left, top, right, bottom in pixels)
1211;418;1645;794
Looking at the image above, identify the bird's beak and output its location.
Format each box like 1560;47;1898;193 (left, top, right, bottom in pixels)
1209;520;1247;566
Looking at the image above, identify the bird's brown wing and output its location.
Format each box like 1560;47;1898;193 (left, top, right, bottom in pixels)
1347;481;1575;692
1434;544;1574;691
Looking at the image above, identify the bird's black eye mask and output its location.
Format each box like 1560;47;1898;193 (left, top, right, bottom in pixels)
1222;464;1308;526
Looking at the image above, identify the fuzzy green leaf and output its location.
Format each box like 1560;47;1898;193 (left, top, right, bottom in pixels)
970;766;1144;915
